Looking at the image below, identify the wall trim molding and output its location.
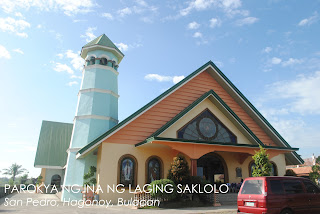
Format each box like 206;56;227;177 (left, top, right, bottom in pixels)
66;148;82;153
34;165;64;169
74;115;118;123
78;88;119;98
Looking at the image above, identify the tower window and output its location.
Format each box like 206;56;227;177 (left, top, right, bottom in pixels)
100;58;107;65
89;56;95;65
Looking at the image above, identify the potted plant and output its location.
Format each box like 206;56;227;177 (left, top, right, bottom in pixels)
83;166;97;202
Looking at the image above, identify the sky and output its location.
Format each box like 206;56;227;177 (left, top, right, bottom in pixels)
0;0;319;178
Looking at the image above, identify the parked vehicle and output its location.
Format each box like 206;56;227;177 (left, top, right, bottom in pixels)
237;176;320;214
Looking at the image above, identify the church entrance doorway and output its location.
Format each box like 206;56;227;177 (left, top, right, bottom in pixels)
197;152;228;185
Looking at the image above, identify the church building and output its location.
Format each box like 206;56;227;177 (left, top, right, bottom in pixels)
34;34;303;202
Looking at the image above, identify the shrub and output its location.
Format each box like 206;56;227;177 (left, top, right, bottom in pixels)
83;166;97;186
167;155;190;185
149;179;177;201
285;169;297;176
252;146;272;177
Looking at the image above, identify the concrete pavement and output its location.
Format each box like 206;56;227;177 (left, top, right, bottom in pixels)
0;193;237;214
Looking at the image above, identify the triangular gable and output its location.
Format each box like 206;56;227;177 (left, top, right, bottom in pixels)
77;61;303;165
146;90;263;147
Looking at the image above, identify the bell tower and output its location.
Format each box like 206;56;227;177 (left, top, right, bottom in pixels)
62;34;124;200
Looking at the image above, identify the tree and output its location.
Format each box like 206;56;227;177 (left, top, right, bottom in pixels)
2;163;28;181
310;165;320;184
167;155;190;185
252;146;272;177
309;155;320;184
18;174;29;185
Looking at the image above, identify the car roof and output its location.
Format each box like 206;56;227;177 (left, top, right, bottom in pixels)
244;176;309;181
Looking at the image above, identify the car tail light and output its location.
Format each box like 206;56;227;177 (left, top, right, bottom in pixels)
263;180;268;196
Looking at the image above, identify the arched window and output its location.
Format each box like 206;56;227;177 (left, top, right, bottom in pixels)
51;174;61;188
177;109;237;143
146;156;162;183
118;155;137;187
249;161;256;177
100;57;107;65
270;162;278;176
89;56;95;65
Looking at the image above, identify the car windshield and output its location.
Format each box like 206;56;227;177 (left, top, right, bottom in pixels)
241;180;263;194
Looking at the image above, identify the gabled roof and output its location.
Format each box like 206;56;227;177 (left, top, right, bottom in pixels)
77;61;303;165
82;34;124;56
34;121;73;168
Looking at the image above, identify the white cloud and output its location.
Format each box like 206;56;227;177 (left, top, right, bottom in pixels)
81;27;96;42
282;58;304;67
144;74;185;84
0;17;30;37
271;57;282;65
13;48;24;54
214;60;224;68
172;76;185;84
101;12;113;20
14;12;23;18
263;47;272;53
53;62;74;74
235;16;258;26
193;32;202;38
116;1;158;22
298;12;318;26
115;43;129;52
180;0;242;17
188;21;200;29
0;0;96;16
118;7;132;17
0;45;11;59
67;81;78;86
65;50;84;71
70;75;82;79
267;71;320;114
209;18;221;28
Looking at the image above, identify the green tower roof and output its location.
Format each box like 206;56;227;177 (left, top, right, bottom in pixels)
82;34;124;57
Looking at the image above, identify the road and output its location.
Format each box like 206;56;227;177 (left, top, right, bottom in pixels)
0;193;237;214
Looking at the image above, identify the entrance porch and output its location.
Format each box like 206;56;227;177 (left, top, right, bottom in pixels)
136;137;298;183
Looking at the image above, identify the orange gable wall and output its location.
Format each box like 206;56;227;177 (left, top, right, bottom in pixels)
106;70;275;146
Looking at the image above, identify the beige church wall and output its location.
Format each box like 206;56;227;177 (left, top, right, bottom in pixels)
214;152;286;183
159;98;254;145
270;154;286;176
96;142;191;203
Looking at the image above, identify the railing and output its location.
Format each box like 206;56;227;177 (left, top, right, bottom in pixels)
0;186;17;198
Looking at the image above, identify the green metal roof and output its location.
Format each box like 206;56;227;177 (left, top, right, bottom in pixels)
82;34;124;56
34;121;73;168
77;61;303;165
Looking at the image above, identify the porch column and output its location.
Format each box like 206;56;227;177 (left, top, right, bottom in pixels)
190;159;197;176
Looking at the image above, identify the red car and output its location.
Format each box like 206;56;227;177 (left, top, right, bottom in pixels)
237;176;320;214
